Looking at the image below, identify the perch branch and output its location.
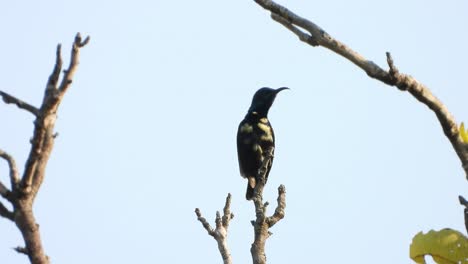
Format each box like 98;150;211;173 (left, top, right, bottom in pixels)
0;91;39;116
254;0;468;179
195;193;234;264
251;147;286;264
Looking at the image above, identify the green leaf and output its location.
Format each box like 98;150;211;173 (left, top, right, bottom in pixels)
410;229;468;264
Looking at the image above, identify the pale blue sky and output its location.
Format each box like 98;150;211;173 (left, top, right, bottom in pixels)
0;0;467;263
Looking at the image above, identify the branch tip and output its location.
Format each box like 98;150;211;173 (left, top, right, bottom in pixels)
459;195;468;207
75;33;90;48
13;246;28;255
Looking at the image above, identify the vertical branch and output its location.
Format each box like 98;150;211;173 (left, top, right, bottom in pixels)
251;147;286;264
195;193;234;264
0;33;89;264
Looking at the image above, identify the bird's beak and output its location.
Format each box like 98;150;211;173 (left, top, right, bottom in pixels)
275;87;290;94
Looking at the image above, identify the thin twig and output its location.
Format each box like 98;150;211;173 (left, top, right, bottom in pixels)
58;33;90;93
195;208;215;236
0;90;39;116
13;247;28;255
0;181;11;200
459;195;468;234
266;185;286;227
195;193;234;264
0;148;20;190
0;201;14;221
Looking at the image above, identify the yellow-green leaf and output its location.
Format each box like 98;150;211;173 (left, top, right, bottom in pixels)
460;122;468;143
410;229;468;264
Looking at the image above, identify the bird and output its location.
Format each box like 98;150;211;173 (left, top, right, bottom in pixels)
237;87;289;200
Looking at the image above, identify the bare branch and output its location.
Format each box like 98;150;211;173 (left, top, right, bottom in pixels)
195;193;234;264
195;208;215;236
266;185;286;227
0;148;20;190
44;44;62;93
0;90;39;116
459;195;468;234
7;33;89;264
14;246;28;255
0;201;14;221
0;181;11;200
250;147;286;264
271;14;319;47
58;33;90;94
222;193;234;228
254;0;468;179
22;33;90;199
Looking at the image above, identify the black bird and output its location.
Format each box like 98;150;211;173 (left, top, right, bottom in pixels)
237;87;288;200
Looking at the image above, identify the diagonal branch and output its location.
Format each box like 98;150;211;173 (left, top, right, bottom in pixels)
0;148;20;191
254;0;468;179
0;91;40;116
195;193;234;264
0;201;14;221
0;181;12;201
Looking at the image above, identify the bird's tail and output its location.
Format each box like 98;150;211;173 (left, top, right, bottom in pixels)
246;177;256;200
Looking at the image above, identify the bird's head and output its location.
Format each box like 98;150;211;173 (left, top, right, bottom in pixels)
248;87;289;116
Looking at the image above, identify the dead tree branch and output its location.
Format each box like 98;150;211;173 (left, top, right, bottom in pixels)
254;0;468;179
251;147;286;264
459;196;468;234
195;193;234;264
0;91;39;116
0;33;89;264
0;201;14;221
0;149;20;191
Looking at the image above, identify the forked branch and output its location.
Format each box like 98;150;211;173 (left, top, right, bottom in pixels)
0;33;89;264
195;193;234;264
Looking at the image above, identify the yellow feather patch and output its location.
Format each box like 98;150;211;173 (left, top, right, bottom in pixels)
257;123;273;142
240;123;253;133
252;144;263;154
